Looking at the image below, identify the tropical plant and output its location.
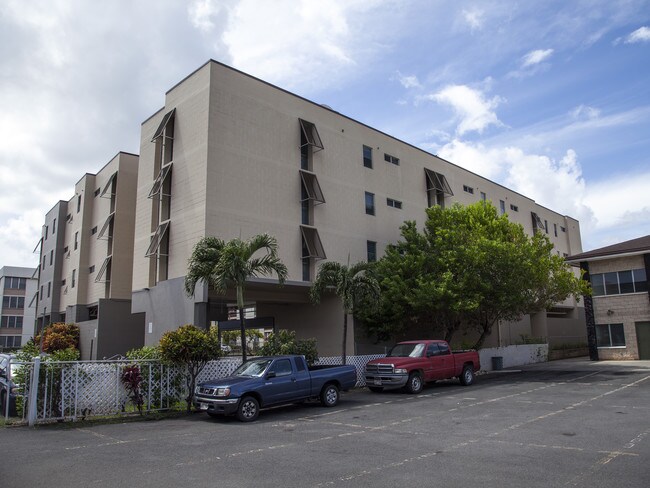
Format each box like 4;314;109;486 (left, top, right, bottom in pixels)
184;234;288;362
259;330;318;365
120;365;144;414
310;260;380;365
159;324;222;412
34;322;80;353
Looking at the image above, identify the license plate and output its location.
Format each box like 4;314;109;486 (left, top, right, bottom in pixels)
373;378;382;386
199;402;209;410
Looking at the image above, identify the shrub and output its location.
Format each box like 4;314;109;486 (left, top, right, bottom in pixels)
259;330;318;366
34;323;80;353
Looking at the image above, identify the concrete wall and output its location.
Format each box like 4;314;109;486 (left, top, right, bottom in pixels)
96;299;144;359
479;344;549;371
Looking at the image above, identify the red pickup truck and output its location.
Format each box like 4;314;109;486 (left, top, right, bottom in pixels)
364;340;480;394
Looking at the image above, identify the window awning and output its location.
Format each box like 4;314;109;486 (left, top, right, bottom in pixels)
145;221;170;257
299;119;324;152
149;163;173;198
95;256;112;283
151;108;176;141
99;172;118;198
300;225;326;260
299;170;325;204
97;212;115;239
33;237;43;254
425;168;453;196
531;212;545;230
28;293;38;308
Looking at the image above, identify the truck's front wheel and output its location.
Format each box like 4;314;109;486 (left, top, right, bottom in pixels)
237;396;260;422
321;384;339;407
404;372;423;394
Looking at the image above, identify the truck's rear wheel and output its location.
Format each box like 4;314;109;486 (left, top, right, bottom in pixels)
404;372;423;394
237;396;260;422
459;365;474;386
321;384;339;407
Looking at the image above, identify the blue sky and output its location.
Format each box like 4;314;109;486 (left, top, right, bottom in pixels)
1;0;649;267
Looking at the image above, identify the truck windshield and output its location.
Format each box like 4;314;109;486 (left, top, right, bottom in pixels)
387;343;425;358
233;359;273;377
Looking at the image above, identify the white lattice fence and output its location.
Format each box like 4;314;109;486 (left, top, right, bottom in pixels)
316;355;386;387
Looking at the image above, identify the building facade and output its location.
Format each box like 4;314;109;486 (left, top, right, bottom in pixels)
36;152;144;359
568;235;650;360
0;266;37;350
131;60;586;356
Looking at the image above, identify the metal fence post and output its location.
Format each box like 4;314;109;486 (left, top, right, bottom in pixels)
27;357;40;427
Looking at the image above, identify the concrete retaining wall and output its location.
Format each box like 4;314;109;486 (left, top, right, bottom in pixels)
479;344;548;371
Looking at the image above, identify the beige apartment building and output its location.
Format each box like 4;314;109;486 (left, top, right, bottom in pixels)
568;235;650;360
36;152;143;359
131;60;586;356
1;266;37;350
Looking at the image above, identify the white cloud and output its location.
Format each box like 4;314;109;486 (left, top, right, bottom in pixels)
570;105;601;121
396;71;422;89
521;49;554;67
428;85;504;136
624;26;650;43
462;9;484;30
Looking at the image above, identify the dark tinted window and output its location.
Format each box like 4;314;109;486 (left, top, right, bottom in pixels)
426;343;439;356
294;356;306;372
618;270;634;294
604;272;619;295
270;359;293;377
438;342;450;355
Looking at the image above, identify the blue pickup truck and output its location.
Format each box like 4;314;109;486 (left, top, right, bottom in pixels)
194;355;357;422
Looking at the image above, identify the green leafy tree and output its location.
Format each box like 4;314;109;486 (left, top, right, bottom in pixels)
310;261;380;365
360;202;589;349
35;322;80;353
185;234;288;362
158;324;222;412
259;330;319;365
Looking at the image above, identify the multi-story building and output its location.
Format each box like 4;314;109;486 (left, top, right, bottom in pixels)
131;60;586;356
568;235;650;360
0;266;37;350
36;152;144;359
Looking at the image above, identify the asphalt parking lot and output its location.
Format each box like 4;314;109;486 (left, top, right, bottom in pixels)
1;358;649;488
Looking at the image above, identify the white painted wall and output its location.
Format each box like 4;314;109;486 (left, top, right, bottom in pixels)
479;344;549;371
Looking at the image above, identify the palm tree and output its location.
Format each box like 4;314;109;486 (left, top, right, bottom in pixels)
185;234;288;362
309;260;380;365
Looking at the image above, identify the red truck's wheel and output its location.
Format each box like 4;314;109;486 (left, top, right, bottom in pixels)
459;365;475;386
405;372;423;394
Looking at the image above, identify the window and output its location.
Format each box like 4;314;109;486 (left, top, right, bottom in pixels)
49;250;53;265
99;172;118;198
149;164;173;198
91;226;98;235
145;221;170;257
463;185;474;194
499;200;506;215
363;145;373;168
480;192;486;202
554;223;558;237
4;277;26;290
384;153;399;165
298;119;324;152
367;241;377;263
61;279;66;287
596;323;625;347
77;194;82;213
94;188;100;197
591;268;647;296
300;226;326;260
64;246;69;253
89;265;95;274
386;198;402;209
299;170;325;204
47;282;51;298
365;192;375;215
95;256;112;283
531;212;545;232
1;316;23;328
544;220;548;233
0;336;21;348
52;218;56;234
269;359;293;377
3;296;25;309
42;256;45;270
424;169;453;208
45;225;48;240
98;212;115;239
72;269;76;288
40;285;43;298
510;204;519;212
74;232;79;250
560;226;566;232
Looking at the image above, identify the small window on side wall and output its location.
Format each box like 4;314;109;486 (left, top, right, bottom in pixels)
363;145;373;168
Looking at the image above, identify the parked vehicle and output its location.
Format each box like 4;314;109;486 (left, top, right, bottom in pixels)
194;355;357;422
365;340;480;394
0;353;19;417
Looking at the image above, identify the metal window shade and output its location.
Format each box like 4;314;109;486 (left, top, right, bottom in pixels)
145;221;170;257
300;225;326;259
148;163;173;198
531;212;545;230
299;170;325;203
424;168;453;196
99;172;118;198
298;119;324;151
95;256;112;283
151;108;176;141
97;212;115;239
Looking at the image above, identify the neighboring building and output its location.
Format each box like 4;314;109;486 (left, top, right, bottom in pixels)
0;266;37;350
568;235;650;360
36;152;144;359
131;60;586;355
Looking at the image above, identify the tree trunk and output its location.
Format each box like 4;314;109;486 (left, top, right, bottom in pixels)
472;320;493;350
239;307;247;363
341;312;348;366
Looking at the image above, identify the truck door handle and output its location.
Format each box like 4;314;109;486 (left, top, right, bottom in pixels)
291;377;297;382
